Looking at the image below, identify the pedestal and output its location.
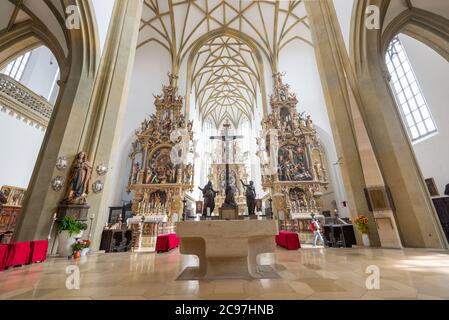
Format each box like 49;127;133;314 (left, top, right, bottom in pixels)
177;220;278;279
57;204;90;221
219;204;239;220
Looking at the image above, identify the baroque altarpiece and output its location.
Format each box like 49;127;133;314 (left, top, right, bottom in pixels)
257;73;328;220
125;75;194;249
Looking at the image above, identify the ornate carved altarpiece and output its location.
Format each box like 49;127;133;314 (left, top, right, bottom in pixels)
257;73;328;220
126;74;194;220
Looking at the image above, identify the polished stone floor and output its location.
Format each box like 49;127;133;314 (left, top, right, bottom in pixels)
1;246;449;300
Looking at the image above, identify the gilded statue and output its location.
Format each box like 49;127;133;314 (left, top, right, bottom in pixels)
63;152;93;205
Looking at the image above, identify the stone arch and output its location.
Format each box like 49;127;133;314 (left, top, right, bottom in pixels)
350;0;448;248
2;0;102;243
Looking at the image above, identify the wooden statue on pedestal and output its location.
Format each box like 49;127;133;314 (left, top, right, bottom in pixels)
57;151;92;221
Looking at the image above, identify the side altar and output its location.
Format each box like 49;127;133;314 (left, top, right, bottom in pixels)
257;73;328;233
125;74;194;250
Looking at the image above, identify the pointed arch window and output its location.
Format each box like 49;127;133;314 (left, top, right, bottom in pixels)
1;52;31;81
386;36;437;141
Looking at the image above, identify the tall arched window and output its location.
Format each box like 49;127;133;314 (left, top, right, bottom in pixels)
1;51;31;81
386;36;437;141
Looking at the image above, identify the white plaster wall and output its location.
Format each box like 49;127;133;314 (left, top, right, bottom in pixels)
0;45;60;189
399;34;449;196
108;43;171;206
0;112;45;188
20;46;59;100
333;0;354;52
91;0;116;53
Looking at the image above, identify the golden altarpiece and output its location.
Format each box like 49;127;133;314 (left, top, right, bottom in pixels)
125;74;194;250
257;73;328;235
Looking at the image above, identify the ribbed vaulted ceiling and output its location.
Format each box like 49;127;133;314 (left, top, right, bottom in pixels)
138;0;311;126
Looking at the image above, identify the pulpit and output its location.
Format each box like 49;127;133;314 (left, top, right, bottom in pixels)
177;220;278;279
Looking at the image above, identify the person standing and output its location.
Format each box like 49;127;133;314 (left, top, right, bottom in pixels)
310;218;325;247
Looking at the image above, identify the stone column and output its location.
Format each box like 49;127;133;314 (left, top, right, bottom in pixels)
351;1;447;249
12;3;99;243
79;0;144;250
304;0;381;246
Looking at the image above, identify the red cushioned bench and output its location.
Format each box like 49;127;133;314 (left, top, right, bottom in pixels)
0;244;8;271
6;241;31;268
29;240;48;264
276;231;301;250
156;233;180;253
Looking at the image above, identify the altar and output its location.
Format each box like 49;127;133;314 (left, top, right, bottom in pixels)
176;220;278;279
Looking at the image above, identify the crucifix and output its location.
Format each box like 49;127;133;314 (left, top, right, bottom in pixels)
210;120;243;190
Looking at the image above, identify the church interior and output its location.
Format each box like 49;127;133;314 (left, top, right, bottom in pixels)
1;0;449;301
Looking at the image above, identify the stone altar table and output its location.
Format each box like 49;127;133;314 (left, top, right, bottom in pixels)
176;220;278;279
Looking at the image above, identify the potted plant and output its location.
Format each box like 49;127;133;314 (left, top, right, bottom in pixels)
72;239;91;258
72;240;84;259
354;215;370;247
57;216;88;257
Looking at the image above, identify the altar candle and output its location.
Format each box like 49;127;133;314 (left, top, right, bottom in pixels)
207;207;210;216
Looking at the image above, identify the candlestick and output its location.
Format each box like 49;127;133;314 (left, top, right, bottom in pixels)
88;214;94;240
47;213;57;240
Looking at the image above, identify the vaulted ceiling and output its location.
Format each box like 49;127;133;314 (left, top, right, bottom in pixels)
0;0;98;74
383;0;449;31
138;0;312;127
192;35;259;127
0;0;70;64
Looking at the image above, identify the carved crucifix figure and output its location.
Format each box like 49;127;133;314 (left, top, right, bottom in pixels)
210;120;243;207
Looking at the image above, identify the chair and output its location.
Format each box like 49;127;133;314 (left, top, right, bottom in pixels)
29;240;48;264
0;244;8;271
6;241;31;268
276;231;301;250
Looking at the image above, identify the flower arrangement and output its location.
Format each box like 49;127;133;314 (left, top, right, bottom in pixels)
72;239;90;251
354;215;369;234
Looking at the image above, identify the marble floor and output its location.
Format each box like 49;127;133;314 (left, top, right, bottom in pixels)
1;247;449;300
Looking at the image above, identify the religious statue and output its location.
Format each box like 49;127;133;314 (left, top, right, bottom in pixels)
306;115;314;128
223;186;238;208
313;160;322;181
241;180;256;215
184;163;193;184
132;162;140;184
199;181;218;217
63;152;93;205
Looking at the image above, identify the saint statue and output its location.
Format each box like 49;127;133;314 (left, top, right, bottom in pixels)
241;180;256;215
64;152;93;205
199;181;218;217
223;186;238;208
